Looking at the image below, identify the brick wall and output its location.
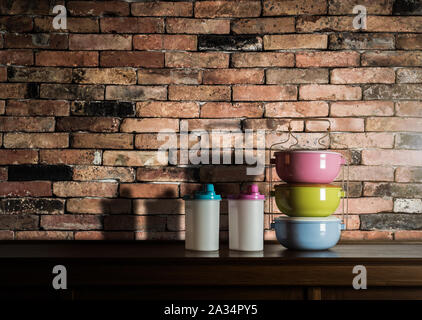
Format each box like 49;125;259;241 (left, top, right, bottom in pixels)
0;0;421;241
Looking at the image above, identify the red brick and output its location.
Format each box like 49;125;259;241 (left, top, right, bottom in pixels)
104;215;166;232
4;133;68;149
135;133;177;150
339;166;394;182
138;69;201;85
67;198;132;214
395;167;422;183
0;100;4;114
397;34;422;50
366;117;422;132
120;183;178;198
0;66;6;80
40;149;100;165
73;166;134;183
134;35;197;51
362;150;422;166
200;165;264;183
329;0;393;14
181;119;241;131
166;18;229;34
34;17;99;33
331;133;394;149
121;118;179;133
133;199;185;214
300;84;361;100
69;34;131;50
72;133;133;149
73;68;136;85
135;231;184;240
394;231;422;240
396;101;422;117
4;33;68;49
0;231;15;240
100;17;164;33
0;150;38;165
263;0;327;15
6;100;69;116
165;52;229;68
137;101;199;118
203;69;264;84
264;34;327;50
233;85;297;101
103;151;167;166
232;17;295;34
136;167;198;183
330;101;394;117
341;231;393;241
105;85;166;101
57;117;120;132
75;231;134;240
0;0;51;15
0;16;33;32
306;118;364;132
296;52;359;67
15;231;73;240
0;168;7;181
53;182;118;197
169;85;231;101
266;68;328;84
100;51;164;68
245;119;304;133
0;181;52;197
367;16;422;32
265;101;328;117
132;1;192;16
331;68;395;84
195;1;261;18
335;197;393;214
362;51;422;67
0;116;55;132
67;1;129;16
232;52;294;67
0;84;33;99
0;49;33;65
41;215;102;231
201;102;264;118
36;51;98;67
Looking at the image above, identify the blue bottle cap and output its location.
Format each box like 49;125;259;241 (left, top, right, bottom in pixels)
193;184;222;200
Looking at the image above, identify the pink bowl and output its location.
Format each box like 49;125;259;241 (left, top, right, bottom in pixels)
271;150;345;184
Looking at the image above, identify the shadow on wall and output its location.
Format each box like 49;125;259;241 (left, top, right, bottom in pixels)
100;184;182;241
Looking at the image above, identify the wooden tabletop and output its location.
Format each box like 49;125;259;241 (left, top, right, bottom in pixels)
1;241;422;289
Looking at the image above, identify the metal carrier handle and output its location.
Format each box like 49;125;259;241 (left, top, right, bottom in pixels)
268;118;349;231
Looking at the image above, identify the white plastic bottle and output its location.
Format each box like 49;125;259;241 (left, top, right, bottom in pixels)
184;184;221;251
228;184;265;251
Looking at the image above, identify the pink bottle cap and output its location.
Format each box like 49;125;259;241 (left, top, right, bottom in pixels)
229;184;265;200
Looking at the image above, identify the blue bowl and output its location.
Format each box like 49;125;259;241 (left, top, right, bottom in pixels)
271;217;341;251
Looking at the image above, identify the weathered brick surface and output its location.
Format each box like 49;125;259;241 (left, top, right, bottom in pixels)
0;0;420;241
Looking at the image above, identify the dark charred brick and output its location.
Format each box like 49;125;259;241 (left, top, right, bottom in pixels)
8;165;73;181
198;35;262;51
363;84;422;100
71;101;135;117
364;182;422;198
393;0;422;15
329;33;395;50
25;83;38;99
361;213;422;230
0;198;64;214
350;150;362;165
333;181;362;198
0;214;39;230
